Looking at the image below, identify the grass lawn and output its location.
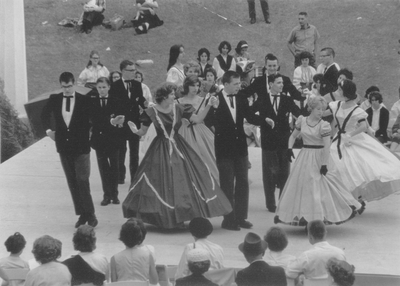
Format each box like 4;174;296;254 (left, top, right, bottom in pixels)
25;0;400;107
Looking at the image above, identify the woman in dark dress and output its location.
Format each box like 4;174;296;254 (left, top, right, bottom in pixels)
122;82;232;229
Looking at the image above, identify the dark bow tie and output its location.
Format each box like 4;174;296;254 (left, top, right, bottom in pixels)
63;95;73;98
226;94;235;97
100;97;108;100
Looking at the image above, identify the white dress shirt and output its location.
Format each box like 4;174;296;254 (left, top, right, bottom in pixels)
264;250;296;270
62;92;75;127
222;89;236;123
175;238;224;279
286;241;345;279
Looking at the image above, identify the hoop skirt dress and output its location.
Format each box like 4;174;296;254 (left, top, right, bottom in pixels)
275;116;361;226
329;101;400;202
122;104;232;229
176;96;219;183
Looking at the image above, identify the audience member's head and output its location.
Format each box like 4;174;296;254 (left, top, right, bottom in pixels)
218;41;232;55
189;217;213;239
307;95;327;112
4;232;26;255
197;48;211;63
182;75;201;96
337;68;353;84
184;60;201;77
134;70;144;83
307;220;327;244
298;12;308;28
205;67;217;83
155;82;177;104
299;51;313;67
109;71;122;83
369;91;383;104
73;225;97;252
32;235;62;264
264;227;289;252
364;85;380;99
264;53;279;74
339;79;357;101
119;218;144;248
235;40;249;55
87;50;103;68
313;73;326;93
167;44;184;71
327;258;355;286
187;248;211;275
239;232;268;263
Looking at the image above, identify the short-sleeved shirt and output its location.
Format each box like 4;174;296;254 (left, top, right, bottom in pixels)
25;261;71;286
287;24;320;54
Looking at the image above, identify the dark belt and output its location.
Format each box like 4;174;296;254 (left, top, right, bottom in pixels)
303;145;324;149
332;130;345;159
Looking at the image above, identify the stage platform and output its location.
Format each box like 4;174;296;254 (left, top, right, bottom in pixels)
0;138;399;275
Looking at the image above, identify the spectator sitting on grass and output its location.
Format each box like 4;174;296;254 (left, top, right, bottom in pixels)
79;0;106;34
0;233;29;286
133;0;164;35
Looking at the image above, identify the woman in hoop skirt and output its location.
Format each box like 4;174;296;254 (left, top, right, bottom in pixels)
275;96;361;226
176;75;219;183
325;79;400;211
122;82;232;229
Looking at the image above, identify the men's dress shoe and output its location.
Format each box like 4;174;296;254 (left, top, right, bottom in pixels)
250;18;256;24
75;215;87;228
265;20;271;24
112;198;120;205
221;221;240;231
101;198;111;206
87;216;98;227
238;220;253;229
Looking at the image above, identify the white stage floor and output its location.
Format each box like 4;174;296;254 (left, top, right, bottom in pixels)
0;138;399;275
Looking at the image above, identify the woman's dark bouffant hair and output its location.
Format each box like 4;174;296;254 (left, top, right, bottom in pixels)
32;235;62;264
340;79;357;101
155;82;177;104
364;85;380;99
73;225;97;252
264;227;288;252
5;232;26;254
182;75;201;95
197;48;210;62
327;258;355;286
188;261;211;275
218;41;232;54
167;44;184;71
119;218;144;248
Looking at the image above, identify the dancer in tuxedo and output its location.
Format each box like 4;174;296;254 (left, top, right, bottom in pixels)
41;72;97;228
89;77;124;206
110;60;145;184
208;71;261;231
251;74;301;212
242;53;304;103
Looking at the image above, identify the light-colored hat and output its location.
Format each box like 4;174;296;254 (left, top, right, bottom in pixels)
187;248;210;262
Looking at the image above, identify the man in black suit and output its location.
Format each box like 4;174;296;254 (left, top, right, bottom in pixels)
110;60;146;184
208;71;261;231
241;53;305;103
317;47;339;96
236;232;287;286
89;77;124;206
41;72;97;228
251;74;301;213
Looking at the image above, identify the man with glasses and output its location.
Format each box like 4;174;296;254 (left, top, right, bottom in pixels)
287;12;320;68
316;47;340;96
41;72;98;228
110;60;146;185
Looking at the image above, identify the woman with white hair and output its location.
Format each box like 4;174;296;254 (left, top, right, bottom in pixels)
275;96;361;227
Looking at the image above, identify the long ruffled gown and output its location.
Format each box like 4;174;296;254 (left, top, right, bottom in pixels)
122;104;232;229
176;96;219;183
329;101;400;202
275;116;361;226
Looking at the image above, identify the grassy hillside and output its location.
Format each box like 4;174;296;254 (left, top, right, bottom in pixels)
25;0;400;107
